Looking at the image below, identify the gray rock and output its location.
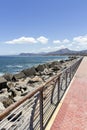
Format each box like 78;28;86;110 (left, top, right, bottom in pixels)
68;56;77;61
13;72;26;80
40;68;49;75
36;64;45;72
26;86;35;91
3;73;13;81
20;85;27;90
0;77;7;89
21;91;28;96
44;68;49;73
0;102;5;113
28;76;43;83
0;96;13;108
15;86;21;91
52;65;60;71
35;72;41;76
1;88;8;93
22;67;37;76
41;75;50;81
24;77;31;84
9;87;21;97
59;60;65;63
13;96;22;102
49;61;59;68
43;64;49;69
7;82;15;89
0;90;3;94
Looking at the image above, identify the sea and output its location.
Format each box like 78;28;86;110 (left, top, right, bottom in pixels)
0;55;68;76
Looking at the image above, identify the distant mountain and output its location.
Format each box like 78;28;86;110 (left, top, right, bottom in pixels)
46;48;77;55
19;48;87;56
80;49;87;54
19;53;36;56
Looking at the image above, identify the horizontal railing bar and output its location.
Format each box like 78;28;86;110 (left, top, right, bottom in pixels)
0;96;35;125
0;76;62;120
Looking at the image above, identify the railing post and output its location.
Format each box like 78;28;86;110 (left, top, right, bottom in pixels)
70;67;71;81
65;70;67;89
40;89;43;130
57;76;60;103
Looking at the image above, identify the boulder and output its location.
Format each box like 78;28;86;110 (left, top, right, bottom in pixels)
28;76;43;83
49;61;61;68
22;67;37;76
59;60;65;63
44;68;49;73
43;64;49;69
21;91;28;96
41;75;50;81
0;96;13;108
52;65;60;71
1;88;8;93
7;82;15;89
0;90;3;94
23;77;31;84
0;77;7;89
13;96;22;102
13;72;26;80
68;56;77;60
21;85;27;91
0;102;5;113
46;63;50;68
15;86;21;91
9;87;21;97
31;82;42;87
3;73;13;81
36;64;45;72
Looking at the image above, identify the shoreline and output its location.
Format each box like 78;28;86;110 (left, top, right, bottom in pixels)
0;55;68;75
0;56;79;112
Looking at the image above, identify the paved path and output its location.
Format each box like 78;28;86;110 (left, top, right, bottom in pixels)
49;57;87;130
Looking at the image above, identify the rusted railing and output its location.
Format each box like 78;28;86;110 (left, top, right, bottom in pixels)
0;57;83;130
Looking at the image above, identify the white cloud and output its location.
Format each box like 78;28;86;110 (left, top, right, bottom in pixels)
37;36;48;44
53;40;61;44
5;37;37;44
4;34;87;51
73;35;87;44
53;39;70;44
62;39;70;43
5;36;48;44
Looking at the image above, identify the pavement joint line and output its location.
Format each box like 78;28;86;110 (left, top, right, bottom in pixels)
45;64;80;130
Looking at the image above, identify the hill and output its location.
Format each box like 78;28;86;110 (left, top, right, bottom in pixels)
19;48;87;56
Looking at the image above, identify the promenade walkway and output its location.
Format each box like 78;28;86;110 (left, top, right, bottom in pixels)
46;57;87;130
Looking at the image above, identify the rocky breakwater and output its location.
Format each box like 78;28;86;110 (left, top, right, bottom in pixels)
0;56;78;113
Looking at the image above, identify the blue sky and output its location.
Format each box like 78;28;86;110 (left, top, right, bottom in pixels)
0;0;87;55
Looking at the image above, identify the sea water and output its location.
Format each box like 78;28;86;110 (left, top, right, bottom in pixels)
0;55;68;75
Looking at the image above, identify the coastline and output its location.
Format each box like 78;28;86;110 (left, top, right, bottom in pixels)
0;56;79;112
0;55;68;75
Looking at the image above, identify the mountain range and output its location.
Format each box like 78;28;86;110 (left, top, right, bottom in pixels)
19;48;87;56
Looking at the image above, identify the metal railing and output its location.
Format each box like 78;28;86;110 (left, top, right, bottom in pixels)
0;57;83;130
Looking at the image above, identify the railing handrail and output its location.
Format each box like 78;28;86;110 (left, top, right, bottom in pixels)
0;57;83;120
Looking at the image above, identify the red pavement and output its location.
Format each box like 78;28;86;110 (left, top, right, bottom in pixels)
51;57;87;130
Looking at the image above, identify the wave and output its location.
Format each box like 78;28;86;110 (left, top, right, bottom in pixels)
46;59;60;63
0;72;4;76
7;65;23;68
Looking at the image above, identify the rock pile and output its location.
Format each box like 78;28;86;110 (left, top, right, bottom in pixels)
0;56;78;112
